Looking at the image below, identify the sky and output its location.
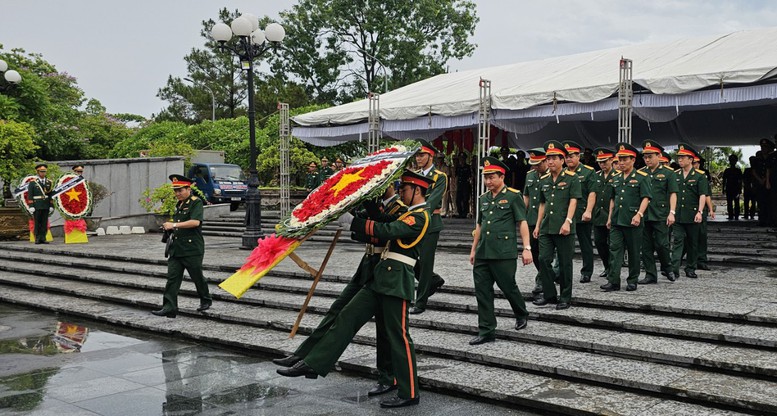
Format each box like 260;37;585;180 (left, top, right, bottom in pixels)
1;0;777;121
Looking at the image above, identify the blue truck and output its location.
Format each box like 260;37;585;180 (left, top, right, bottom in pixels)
188;163;248;211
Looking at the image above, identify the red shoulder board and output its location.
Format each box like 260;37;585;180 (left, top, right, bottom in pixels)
402;216;417;226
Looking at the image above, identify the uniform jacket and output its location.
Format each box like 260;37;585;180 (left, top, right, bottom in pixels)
170;195;205;257
538;170;582;235
476;186;527;260
523;170;543;226
593;169;616;226
350;203;429;301
305;172;320;190
609;169;652;227
569;164;598;221
419;165;448;233
318;166;334;181
674;168;710;223
350;195;408;287
27;178;52;210
640;165;678;222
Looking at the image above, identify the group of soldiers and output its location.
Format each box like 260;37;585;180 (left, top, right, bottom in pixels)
305;156;345;192
732;137;777;226
268;138;715;409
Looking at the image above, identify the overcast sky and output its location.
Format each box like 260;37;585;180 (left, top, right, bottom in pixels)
1;0;776;118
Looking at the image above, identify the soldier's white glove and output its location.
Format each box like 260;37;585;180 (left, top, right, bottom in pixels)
49;207;54;214
337;212;354;229
29;208;35;213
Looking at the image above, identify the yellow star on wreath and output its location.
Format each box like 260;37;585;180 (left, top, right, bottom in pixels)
330;168;365;196
65;188;82;202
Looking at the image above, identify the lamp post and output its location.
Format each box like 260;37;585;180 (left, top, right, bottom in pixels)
211;15;285;249
0;59;22;91
184;77;215;122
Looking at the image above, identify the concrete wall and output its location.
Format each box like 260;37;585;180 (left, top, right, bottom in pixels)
56;157;185;218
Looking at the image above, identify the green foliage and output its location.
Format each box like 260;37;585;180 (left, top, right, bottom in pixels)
0;120;38;199
139;183;205;218
271;0;479;102
186;117;250;167
86;181;111;214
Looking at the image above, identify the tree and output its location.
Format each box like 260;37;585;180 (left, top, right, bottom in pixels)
271;0;479;103
0;120;38;199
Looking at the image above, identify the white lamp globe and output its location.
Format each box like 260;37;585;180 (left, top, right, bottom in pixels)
265;23;285;42
241;13;259;32
231;16;253;37
251;30;266;46
0;59;7;72
211;23;232;42
5;70;21;84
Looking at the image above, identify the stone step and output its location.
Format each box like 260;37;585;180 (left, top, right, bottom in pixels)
1;259;776;381
0;284;749;416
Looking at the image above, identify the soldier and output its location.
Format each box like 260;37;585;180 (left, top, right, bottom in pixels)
305;162;320;192
28;163;53;244
278;171;432;409
72;165;84;176
659;151;671;167
152;175;212;318
532;141;581;310
524;148;548;296
592;148;616;280
333;157;345;173
638;141;678;284
562;140;598;283
694;156;714;270
469;157;532;345
722;155;743;220
670;144;709;279
409;140;447;314
601;143;652;292
274;185;406;397
319;156;334;180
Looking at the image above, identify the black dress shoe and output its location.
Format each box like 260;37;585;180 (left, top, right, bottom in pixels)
532;296;557;306
667;272;677;282
626;283;637;291
429;278;445;297
196;302;212;312
599;270;609;278
685;271;698;278
579;275;591;283
600;283;620;292
555;302;570;310
368;383;398;396
276;361;318;378
637;277;656;285
408;307;425;315
469;335;495;345
151;309;177;318
531;285;543;295
514;318;528;330
380;396;420;408
697;264;710;271
272;354;302;367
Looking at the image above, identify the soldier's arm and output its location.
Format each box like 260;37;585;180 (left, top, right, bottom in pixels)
534;202;545;238
470;224;481;265
583;173;598;218
426;172;448;209
351;211;428;241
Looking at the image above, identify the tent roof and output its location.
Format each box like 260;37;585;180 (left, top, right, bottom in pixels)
293;27;777;129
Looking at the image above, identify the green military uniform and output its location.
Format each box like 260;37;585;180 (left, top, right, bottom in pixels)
523;148;546;293
294;195;406;387
536;141;582;305
592;148;616;279
639;141;678;283
305;165;320;192
562;141;599;281
473;157;529;338
606;143;652;288
412;140;447;313
27;165;52;244
671;144;710;277
159;176;212;314
303;193;429;402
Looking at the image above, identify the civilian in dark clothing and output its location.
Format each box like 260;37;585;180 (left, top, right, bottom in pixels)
722;155;743;220
501;148;519;188
513;150;530;191
743;157;757;219
455;153;472;218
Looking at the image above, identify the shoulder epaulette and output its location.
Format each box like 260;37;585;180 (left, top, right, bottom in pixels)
583;164;594;170
434;169;447;176
613;171;623;176
695;169;705;174
479;191;489;198
191;196;199;200
636;170;648;176
412;207;426;213
675;168;682;173
396;200;407;207
564;170;576;176
507;187;521;194
638;166;647;172
540;173;551;179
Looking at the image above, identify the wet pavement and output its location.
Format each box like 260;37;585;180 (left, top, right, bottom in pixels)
0;304;534;416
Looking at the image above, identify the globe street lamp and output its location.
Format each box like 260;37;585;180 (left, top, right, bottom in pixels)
0;59;22;90
183;77;215;122
211;15;285;249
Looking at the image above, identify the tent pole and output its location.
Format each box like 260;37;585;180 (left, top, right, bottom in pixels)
477;78;492;225
279;102;291;218
368;93;381;153
618;58;634;144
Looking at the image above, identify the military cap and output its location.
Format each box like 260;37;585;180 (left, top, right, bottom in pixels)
593;147;614;162
308;161;317;167
169;174;193;189
321;156;329;162
615;142;638;158
676;142;700;159
659;151;670;164
561;140;583;155
544;140;567;157
416;139;437;156
335;157;343;163
35;163;48;171
400;170;434;189
759;138;775;148
641;140;664;155
527;148;546;165
481;156;508;175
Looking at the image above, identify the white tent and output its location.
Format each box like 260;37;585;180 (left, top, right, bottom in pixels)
292;27;777;149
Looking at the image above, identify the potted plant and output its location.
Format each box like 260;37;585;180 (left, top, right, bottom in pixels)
83;181;111;231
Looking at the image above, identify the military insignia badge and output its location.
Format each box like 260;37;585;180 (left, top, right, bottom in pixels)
484;160;491;166
548;143;555;149
402;216;417;226
498;199;508;204
620;145;625;150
